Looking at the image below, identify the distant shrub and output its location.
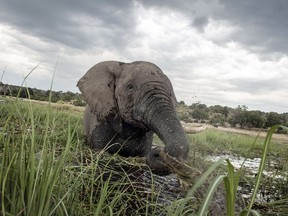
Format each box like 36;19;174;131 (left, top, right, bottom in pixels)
57;100;65;104
73;98;86;106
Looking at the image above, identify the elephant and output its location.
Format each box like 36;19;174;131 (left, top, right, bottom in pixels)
77;61;189;175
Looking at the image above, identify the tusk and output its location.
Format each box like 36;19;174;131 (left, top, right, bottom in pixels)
181;121;207;134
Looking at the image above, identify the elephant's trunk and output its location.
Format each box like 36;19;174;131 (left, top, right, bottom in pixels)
136;82;189;165
147;101;189;159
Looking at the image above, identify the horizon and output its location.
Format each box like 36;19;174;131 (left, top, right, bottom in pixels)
1;80;287;115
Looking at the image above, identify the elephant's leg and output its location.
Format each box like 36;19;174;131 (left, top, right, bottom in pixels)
90;122;120;151
119;131;154;157
91;122;154;157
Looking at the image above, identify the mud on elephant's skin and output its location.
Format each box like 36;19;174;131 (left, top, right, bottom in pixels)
77;61;189;175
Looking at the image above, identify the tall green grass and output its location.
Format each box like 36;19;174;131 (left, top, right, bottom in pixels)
189;128;288;159
1;98;287;215
0;99;165;215
172;125;287;215
0;100;80;215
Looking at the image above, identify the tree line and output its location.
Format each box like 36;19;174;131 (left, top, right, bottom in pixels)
1;82;287;132
0;82;85;106
178;102;287;133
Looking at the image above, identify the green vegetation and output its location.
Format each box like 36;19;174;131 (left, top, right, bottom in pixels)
187;126;288;215
0;82;85;105
1;82;288;132
178;102;288;133
1;97;288;215
188;128;288;159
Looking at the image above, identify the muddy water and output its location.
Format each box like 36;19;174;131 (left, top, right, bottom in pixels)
206;154;282;176
206;154;287;204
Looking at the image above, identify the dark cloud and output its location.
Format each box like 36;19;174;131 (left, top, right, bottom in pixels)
192;16;209;31
0;0;135;50
214;0;288;54
230;77;287;94
1;0;288;54
139;0;288;54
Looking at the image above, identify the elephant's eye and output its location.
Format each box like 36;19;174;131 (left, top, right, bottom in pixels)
127;84;134;91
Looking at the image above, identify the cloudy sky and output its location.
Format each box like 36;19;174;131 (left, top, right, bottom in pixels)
0;0;288;113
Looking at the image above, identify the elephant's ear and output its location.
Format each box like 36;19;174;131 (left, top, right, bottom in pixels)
77;61;122;121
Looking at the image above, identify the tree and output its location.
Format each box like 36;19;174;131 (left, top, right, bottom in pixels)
237;105;248;111
51;92;60;103
265;112;282;128
191;108;209;121
63;91;74;102
18;87;34;98
229;110;266;129
210;105;230;118
210;113;226;126
0;84;9;96
210;105;223;114
280;113;288;127
229;111;247;128
222;106;230;118
179;101;185;105
189;103;209;121
245;111;266;129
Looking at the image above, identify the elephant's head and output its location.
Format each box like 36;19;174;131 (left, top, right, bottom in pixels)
77;61;189;174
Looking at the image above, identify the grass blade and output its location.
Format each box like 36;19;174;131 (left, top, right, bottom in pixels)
224;159;236;216
175;158;225;214
246;125;284;214
198;175;225;216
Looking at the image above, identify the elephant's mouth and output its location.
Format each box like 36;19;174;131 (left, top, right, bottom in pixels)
120;121;148;139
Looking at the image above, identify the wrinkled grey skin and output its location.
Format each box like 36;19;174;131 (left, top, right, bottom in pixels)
77;61;189;175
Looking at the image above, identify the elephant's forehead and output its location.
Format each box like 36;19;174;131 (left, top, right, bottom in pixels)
120;64;167;82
